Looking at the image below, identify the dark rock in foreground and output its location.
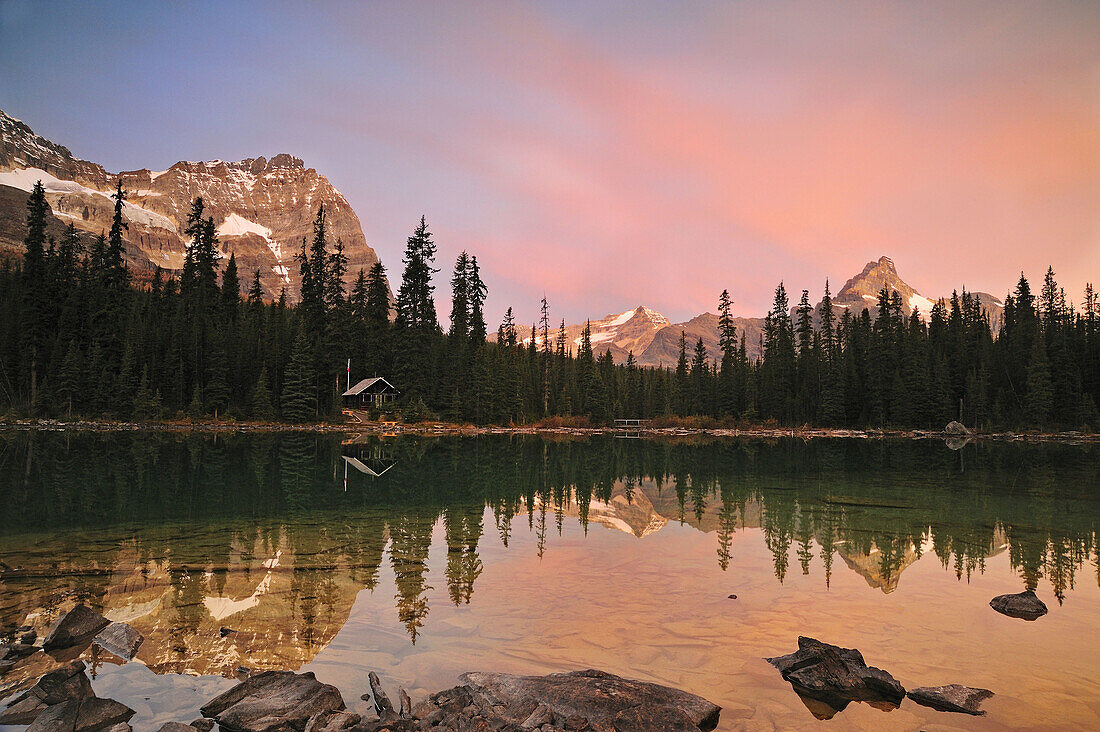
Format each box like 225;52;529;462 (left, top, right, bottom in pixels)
990;590;1048;620
0;641;38;669
186;668;723;731
200;670;345;732
410;669;722;731
93;622;143;660
26;697;134;732
0;660;94;724
305;711;360;732
906;684;993;715
42;606;110;651
766;637;905;717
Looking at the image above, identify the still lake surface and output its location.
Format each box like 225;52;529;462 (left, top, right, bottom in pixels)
0;430;1097;730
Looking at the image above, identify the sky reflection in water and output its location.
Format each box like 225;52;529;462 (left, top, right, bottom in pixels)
0;432;1097;729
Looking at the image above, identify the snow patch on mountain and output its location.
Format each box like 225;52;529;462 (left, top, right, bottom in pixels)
0;166;90;194
0;166;177;231
217;212;273;239
607;309;637;327
908;293;938;316
216;213;290;285
569;305;671;347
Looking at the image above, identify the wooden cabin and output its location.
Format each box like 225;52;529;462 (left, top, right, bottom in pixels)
342;377;398;408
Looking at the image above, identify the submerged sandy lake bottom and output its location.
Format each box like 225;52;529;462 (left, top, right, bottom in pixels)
1;431;1097;730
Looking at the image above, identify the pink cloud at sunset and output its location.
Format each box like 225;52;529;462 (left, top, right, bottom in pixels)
3;0;1098;324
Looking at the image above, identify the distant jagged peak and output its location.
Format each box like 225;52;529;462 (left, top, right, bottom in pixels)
170;154;306;174
837;254;915;299
605;305;669;327
585;305;668;329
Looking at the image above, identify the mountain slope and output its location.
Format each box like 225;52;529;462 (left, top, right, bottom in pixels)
502;256;1004;368
830;255;1003;329
0;108;381;300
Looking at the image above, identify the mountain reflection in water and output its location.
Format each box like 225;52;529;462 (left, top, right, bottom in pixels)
0;431;1097;713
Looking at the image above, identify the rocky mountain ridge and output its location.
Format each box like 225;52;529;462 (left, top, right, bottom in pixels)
0;108;382;300
497;256;1004;367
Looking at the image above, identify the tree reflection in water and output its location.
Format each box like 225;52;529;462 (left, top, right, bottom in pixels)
0;431;1096;668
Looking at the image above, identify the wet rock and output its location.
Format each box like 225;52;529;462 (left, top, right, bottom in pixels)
945;421;969;435
521;703;555;728
366;672;394;717
42;606;110;652
945;436;971;451
414;668;721;731
93;622;143;660
990;590;1048;620
906;684;994;715
0;660;94;724
26;697;135;732
189;719;215;732
0;641;37;664
304;710;360;732
766;637;905;715
200;670;345;732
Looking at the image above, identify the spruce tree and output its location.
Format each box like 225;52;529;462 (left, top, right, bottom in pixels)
22;181;50;411
282;323;318;422
499;307;517;347
717;289;738;417
467;255;487;345
675;331;689;415
448;252;470;340
1025;330;1054;428
394;216;439;331
247;268;265;304
187;385;205;419
818;280;836;359
364;261;392;375
690;337;710;415
105;180;130;290
221;253;241;319
57;339;82;417
394;217;440;400
132;367;161;420
250;366;277;421
760;282;796;422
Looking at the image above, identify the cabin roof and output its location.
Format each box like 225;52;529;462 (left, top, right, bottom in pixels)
342;377;397;397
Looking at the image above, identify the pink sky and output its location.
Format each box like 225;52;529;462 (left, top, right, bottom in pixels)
3;1;1098;323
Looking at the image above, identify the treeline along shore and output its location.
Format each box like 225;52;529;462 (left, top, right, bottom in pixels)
1;181;1098;431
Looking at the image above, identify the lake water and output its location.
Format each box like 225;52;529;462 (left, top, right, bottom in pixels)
1;431;1097;730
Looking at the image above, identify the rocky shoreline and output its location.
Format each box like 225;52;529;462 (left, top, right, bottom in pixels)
3;606;1020;730
2;605;726;731
1;417;1096;443
766;636;993;720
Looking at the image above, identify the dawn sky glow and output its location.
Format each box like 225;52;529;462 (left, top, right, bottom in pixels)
2;0;1098;324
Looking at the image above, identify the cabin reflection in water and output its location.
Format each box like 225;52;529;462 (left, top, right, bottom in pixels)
340;439;397;490
342;448;397;478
